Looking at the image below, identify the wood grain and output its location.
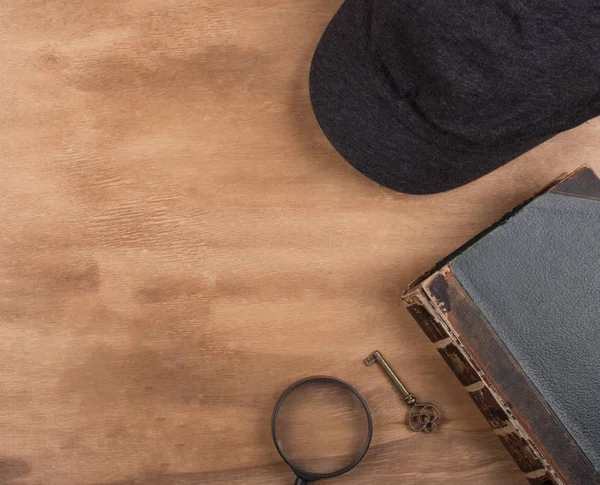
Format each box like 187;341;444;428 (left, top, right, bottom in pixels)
0;1;598;484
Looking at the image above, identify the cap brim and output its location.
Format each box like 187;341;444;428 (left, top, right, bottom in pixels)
309;0;544;194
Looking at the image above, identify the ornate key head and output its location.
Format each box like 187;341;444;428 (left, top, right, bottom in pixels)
409;403;440;433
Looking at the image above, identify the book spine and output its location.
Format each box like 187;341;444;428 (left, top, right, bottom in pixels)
402;287;559;485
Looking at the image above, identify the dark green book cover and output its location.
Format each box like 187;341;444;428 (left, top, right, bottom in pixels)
403;167;600;485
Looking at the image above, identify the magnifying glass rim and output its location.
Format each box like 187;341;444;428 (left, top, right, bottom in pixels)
272;376;373;482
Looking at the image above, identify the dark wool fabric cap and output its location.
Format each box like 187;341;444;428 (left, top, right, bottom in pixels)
309;0;600;194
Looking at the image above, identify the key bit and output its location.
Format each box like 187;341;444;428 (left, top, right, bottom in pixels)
365;350;441;433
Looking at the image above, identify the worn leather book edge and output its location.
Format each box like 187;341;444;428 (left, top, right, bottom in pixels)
402;276;560;485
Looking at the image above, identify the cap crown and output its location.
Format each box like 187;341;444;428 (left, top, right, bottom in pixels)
371;0;600;146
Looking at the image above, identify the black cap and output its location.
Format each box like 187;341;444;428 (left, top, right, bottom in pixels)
309;0;600;194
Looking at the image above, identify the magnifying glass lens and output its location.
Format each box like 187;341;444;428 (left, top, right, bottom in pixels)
274;379;371;475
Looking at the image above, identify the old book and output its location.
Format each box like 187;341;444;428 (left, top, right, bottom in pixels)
402;167;600;485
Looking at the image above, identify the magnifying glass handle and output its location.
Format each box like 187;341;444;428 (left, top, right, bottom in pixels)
294;478;308;485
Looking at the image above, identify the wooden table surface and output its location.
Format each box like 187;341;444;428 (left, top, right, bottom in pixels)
1;1;599;484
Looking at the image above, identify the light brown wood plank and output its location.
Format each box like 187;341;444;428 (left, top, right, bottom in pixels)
1;1;598;484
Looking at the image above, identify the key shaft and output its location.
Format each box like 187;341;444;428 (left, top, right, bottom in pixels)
364;350;416;405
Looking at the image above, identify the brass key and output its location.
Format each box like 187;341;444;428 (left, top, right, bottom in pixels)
364;350;440;433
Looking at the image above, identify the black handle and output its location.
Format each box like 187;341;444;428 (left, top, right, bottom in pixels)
294;477;308;485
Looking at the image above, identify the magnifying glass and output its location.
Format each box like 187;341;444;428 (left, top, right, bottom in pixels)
272;377;373;484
